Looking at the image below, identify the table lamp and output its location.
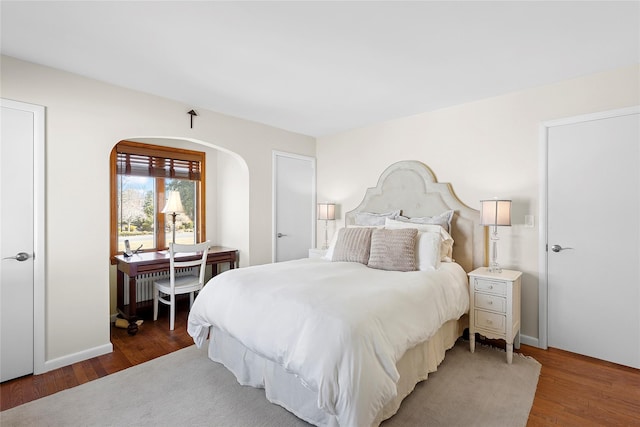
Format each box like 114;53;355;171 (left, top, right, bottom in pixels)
162;191;185;244
317;202;336;250
480;199;511;273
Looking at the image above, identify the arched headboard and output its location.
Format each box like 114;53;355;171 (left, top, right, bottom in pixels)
345;160;486;272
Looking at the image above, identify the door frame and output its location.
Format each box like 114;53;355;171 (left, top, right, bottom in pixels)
538;105;639;350
1;99;46;375
271;151;316;263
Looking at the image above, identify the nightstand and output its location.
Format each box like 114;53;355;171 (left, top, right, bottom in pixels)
468;267;522;364
308;248;327;259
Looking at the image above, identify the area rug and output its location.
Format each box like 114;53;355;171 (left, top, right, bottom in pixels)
1;339;540;427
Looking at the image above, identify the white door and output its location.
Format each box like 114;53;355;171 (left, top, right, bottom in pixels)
545;108;639;368
273;152;315;262
1;99;45;381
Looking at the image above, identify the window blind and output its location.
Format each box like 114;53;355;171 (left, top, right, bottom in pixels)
115;141;202;181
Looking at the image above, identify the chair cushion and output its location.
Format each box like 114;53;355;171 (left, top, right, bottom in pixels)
154;275;202;294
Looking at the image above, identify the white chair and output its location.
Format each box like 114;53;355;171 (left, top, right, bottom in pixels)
153;241;211;330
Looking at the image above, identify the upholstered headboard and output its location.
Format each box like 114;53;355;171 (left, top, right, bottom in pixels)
345;160;486;272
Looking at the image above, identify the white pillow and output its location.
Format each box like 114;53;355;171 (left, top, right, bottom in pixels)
354;209;401;226
323;229;341;260
385;218;454;261
395;210;454;233
415;231;442;270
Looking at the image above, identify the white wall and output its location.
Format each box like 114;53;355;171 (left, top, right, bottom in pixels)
1;55;315;365
216;149;250;267
316;64;640;343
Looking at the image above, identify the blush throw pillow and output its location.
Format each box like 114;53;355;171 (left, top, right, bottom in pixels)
368;228;418;272
324;225;384;260
385;218;454;261
331;227;373;264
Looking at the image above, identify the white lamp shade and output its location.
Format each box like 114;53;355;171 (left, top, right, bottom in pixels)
480;199;511;226
162;191;185;214
317;203;336;221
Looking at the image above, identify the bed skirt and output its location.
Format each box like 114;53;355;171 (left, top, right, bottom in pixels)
207;314;468;427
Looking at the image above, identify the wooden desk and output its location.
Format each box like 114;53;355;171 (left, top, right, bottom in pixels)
115;246;237;324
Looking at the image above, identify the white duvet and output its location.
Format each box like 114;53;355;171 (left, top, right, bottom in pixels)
188;258;469;427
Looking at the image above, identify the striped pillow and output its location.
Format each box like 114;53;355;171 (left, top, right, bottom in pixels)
331;227;373;264
368;228;418;272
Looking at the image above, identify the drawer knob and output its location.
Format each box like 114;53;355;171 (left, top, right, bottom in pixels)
489;285;493;289
487;320;493;324
488;301;493;305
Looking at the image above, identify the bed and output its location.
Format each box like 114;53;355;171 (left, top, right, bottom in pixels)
188;160;485;427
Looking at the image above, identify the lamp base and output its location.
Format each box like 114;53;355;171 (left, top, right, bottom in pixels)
171;212;178;245
322;219;329;251
488;227;502;273
487;262;503;274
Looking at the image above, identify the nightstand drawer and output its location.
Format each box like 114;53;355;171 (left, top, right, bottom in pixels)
474;278;507;296
475;293;506;313
475;310;506;334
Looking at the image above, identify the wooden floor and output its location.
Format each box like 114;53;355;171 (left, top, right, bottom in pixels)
520;345;640;426
2;307;640;426
1;302;193;412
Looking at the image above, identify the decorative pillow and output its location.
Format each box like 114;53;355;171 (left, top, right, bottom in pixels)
331;227;373;264
416;231;442;271
395;210;454;233
354;209;401;226
385;218;454;261
323;225;384;260
368;228;418;272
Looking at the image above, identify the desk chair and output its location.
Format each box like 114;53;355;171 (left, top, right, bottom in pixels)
153;241;211;330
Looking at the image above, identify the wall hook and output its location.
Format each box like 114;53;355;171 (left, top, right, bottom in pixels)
187;109;198;128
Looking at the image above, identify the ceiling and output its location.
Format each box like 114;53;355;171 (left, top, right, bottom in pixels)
2;1;638;137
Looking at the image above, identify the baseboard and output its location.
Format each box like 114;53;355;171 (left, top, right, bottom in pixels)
41;342;113;374
520;334;540;348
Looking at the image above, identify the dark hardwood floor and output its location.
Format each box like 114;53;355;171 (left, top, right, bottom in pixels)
522;345;640;426
3;306;640;426
1;301;193;412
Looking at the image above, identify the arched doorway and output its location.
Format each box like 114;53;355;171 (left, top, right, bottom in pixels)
108;136;249;316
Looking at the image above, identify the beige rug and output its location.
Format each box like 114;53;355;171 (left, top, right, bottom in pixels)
1;339;540;427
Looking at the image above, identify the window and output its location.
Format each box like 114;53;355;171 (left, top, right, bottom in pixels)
110;141;206;260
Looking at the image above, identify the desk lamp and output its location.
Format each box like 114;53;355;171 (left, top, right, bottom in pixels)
162;191;185;244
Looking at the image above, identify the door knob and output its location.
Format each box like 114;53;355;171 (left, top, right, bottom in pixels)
551;244;574;253
277;233;287;238
2;252;31;261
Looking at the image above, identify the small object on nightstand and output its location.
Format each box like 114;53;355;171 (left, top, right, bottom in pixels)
308;248;327;259
468;267;522;364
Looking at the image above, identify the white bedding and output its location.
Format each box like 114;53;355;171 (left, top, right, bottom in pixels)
187;258;469;427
